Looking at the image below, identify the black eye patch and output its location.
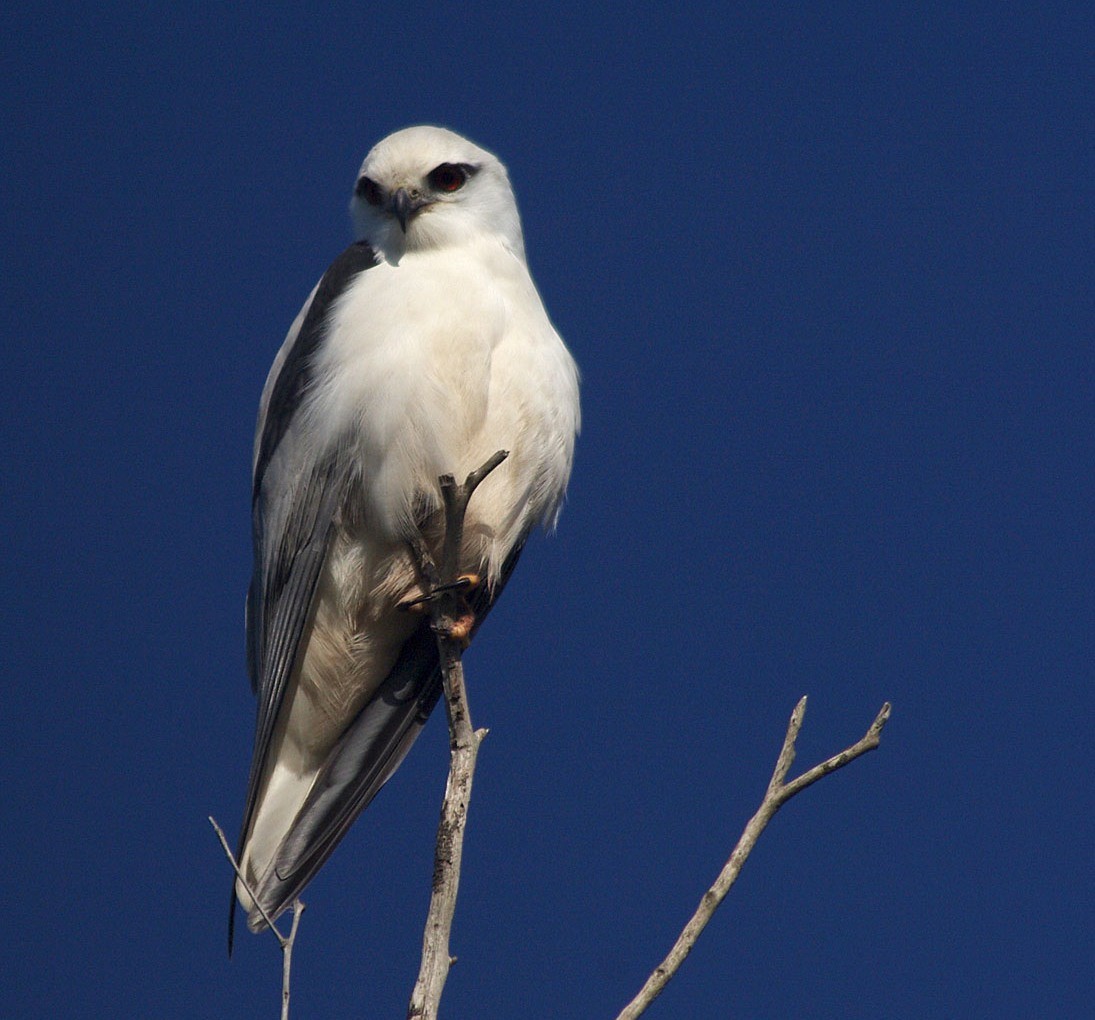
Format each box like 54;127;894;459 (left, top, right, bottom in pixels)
356;177;383;206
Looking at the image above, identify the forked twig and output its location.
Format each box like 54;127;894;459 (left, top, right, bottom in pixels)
407;450;509;1020
615;697;892;1020
210;815;305;1020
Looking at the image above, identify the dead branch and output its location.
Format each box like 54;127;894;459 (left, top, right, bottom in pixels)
614;697;892;1020
407;451;509;1020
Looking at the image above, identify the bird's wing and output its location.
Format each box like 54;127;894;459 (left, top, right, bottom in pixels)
233;242;377;925
248;540;526;927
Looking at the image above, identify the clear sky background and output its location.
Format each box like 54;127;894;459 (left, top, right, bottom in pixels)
3;3;1091;1017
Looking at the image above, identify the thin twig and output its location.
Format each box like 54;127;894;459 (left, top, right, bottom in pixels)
280;901;304;1020
209;816;285;943
615;698;892;1020
407;451;508;1020
210;816;305;1018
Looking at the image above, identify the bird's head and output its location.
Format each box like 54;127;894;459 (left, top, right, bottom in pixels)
350;126;525;262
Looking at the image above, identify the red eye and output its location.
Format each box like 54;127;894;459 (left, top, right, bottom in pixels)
427;163;471;193
356;177;383;207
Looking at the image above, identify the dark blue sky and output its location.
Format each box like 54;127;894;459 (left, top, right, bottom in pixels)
4;3;1091;1017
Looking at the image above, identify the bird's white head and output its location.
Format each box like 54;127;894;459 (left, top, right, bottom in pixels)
350;126;526;263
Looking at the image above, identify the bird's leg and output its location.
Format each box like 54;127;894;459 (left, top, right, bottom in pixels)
401;531;441;614
400;451;508;643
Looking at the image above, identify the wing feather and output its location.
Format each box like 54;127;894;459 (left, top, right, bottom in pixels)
246;540;527;928
230;243;376;949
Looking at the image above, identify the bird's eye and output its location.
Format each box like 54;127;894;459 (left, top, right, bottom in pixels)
427;163;474;193
356;177;383;207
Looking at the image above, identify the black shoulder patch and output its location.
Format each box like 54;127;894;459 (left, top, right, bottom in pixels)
253;241;377;494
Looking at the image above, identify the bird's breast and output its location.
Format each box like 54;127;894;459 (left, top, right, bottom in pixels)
301;243;578;571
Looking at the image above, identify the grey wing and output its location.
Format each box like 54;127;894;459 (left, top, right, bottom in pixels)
231;242;376;947
246;539;528;929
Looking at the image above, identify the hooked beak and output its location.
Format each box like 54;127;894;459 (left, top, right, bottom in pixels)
391;188;428;233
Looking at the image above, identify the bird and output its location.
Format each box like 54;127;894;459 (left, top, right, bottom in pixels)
230;126;580;944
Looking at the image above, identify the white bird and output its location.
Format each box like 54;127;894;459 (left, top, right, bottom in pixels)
230;126;579;944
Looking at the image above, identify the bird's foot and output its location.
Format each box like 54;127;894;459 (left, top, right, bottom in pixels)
444;607;476;647
433;608;475;648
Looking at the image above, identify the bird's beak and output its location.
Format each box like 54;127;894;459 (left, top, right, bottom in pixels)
391;188;426;233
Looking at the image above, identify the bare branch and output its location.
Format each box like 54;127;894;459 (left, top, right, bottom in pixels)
407;696;483;1019
209;816;304;1018
615;699;892;1020
767;695;807;792
280;902;304;1020
778;701;891;802
407;451;508;1020
438;450;509;584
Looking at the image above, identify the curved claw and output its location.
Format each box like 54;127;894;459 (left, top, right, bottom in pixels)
399;573;481;612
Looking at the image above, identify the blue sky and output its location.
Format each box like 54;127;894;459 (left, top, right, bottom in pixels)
3;3;1091;1017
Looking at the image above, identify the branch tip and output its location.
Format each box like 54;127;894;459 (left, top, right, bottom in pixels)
615;695;892;1019
869;701;892;735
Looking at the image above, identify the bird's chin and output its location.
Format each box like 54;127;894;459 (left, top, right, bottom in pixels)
370;227;410;265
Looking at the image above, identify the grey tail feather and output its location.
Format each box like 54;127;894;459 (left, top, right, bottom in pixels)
249;622;441;930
